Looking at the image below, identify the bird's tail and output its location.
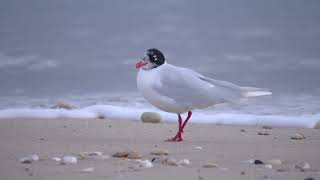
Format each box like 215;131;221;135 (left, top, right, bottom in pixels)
241;87;272;97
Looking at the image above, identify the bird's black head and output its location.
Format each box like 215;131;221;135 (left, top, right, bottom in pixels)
146;48;165;66
135;48;166;70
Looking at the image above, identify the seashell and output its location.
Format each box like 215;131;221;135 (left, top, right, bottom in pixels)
161;158;178;166
194;146;203;150
61;156;78;165
113;150;142;159
127;151;143;159
81;167;94;173
290;133;306;140
150;149;169;156
112;151;130;158
19;154;39;164
265;164;273;169
51;157;62;162
136;160;153;168
258;130;270;135
202;162;219;168
178;159;190;166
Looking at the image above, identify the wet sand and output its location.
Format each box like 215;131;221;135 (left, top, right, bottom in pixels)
0;118;319;180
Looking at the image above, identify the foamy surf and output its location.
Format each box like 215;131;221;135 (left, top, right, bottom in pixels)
0;105;319;128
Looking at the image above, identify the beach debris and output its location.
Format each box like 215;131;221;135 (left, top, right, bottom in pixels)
178;159;190;166
242;159;255;164
258;130;270;136
267;159;282;165
19;154;40;164
294;162;311;172
80;167;95;173
136;160;154;168
161;157;179;166
202;162;219;168
78;151;105;160
265;164;273;169
304;177;315;180
160;157;190;166
150;149;169;156
194;146;203;150
51;157;62;162
113;150;142;159
262;125;273;129
290;133;306;140
277;165;291;172
240;129;247;133
61;156;78;165
141;112;162;123
314;121;320;129
254;160;264;165
51;101;76;110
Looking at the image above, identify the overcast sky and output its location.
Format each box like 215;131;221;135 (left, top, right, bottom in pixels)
0;0;320;97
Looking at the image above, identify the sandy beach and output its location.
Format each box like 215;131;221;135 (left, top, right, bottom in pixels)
0;118;319;180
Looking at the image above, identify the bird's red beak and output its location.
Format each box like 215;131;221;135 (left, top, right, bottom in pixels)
135;60;147;69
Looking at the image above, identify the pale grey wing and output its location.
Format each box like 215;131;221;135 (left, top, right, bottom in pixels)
153;65;217;109
153;65;244;109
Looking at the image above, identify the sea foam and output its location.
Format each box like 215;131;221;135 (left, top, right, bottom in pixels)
0;105;319;128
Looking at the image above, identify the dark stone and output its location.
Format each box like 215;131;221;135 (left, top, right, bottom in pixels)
304;178;314;180
254;160;264;164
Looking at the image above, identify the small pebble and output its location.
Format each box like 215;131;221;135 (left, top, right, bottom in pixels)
265;164;273;169
150;149;169;156
113;151;130;158
141;112;162;123
61;156;78;165
51;157;62;162
194;146;203;150
80;167;95;173
127;151;143;159
161;158;178;166
240;129;247;133
304;178;314;180
202;163;219;168
254;160;264;165
243;159;255;164
290;133;306;140
258;130;270;136
267;159;282;165
262;125;273;129
241;171;245;175
295;162;311;172
19;154;40;164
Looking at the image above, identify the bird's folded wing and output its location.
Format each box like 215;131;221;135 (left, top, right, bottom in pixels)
153;65;243;109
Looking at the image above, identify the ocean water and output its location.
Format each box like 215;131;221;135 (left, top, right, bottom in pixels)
0;92;319;128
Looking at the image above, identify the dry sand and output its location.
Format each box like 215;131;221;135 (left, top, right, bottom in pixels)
0;118;319;180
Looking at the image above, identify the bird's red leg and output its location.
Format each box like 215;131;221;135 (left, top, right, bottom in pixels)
166;111;192;142
181;111;192;131
166;114;183;142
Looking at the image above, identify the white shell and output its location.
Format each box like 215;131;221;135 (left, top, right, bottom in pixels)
136;160;153;168
19;154;39;164
52;157;62;162
179;159;190;166
61;156;78;164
